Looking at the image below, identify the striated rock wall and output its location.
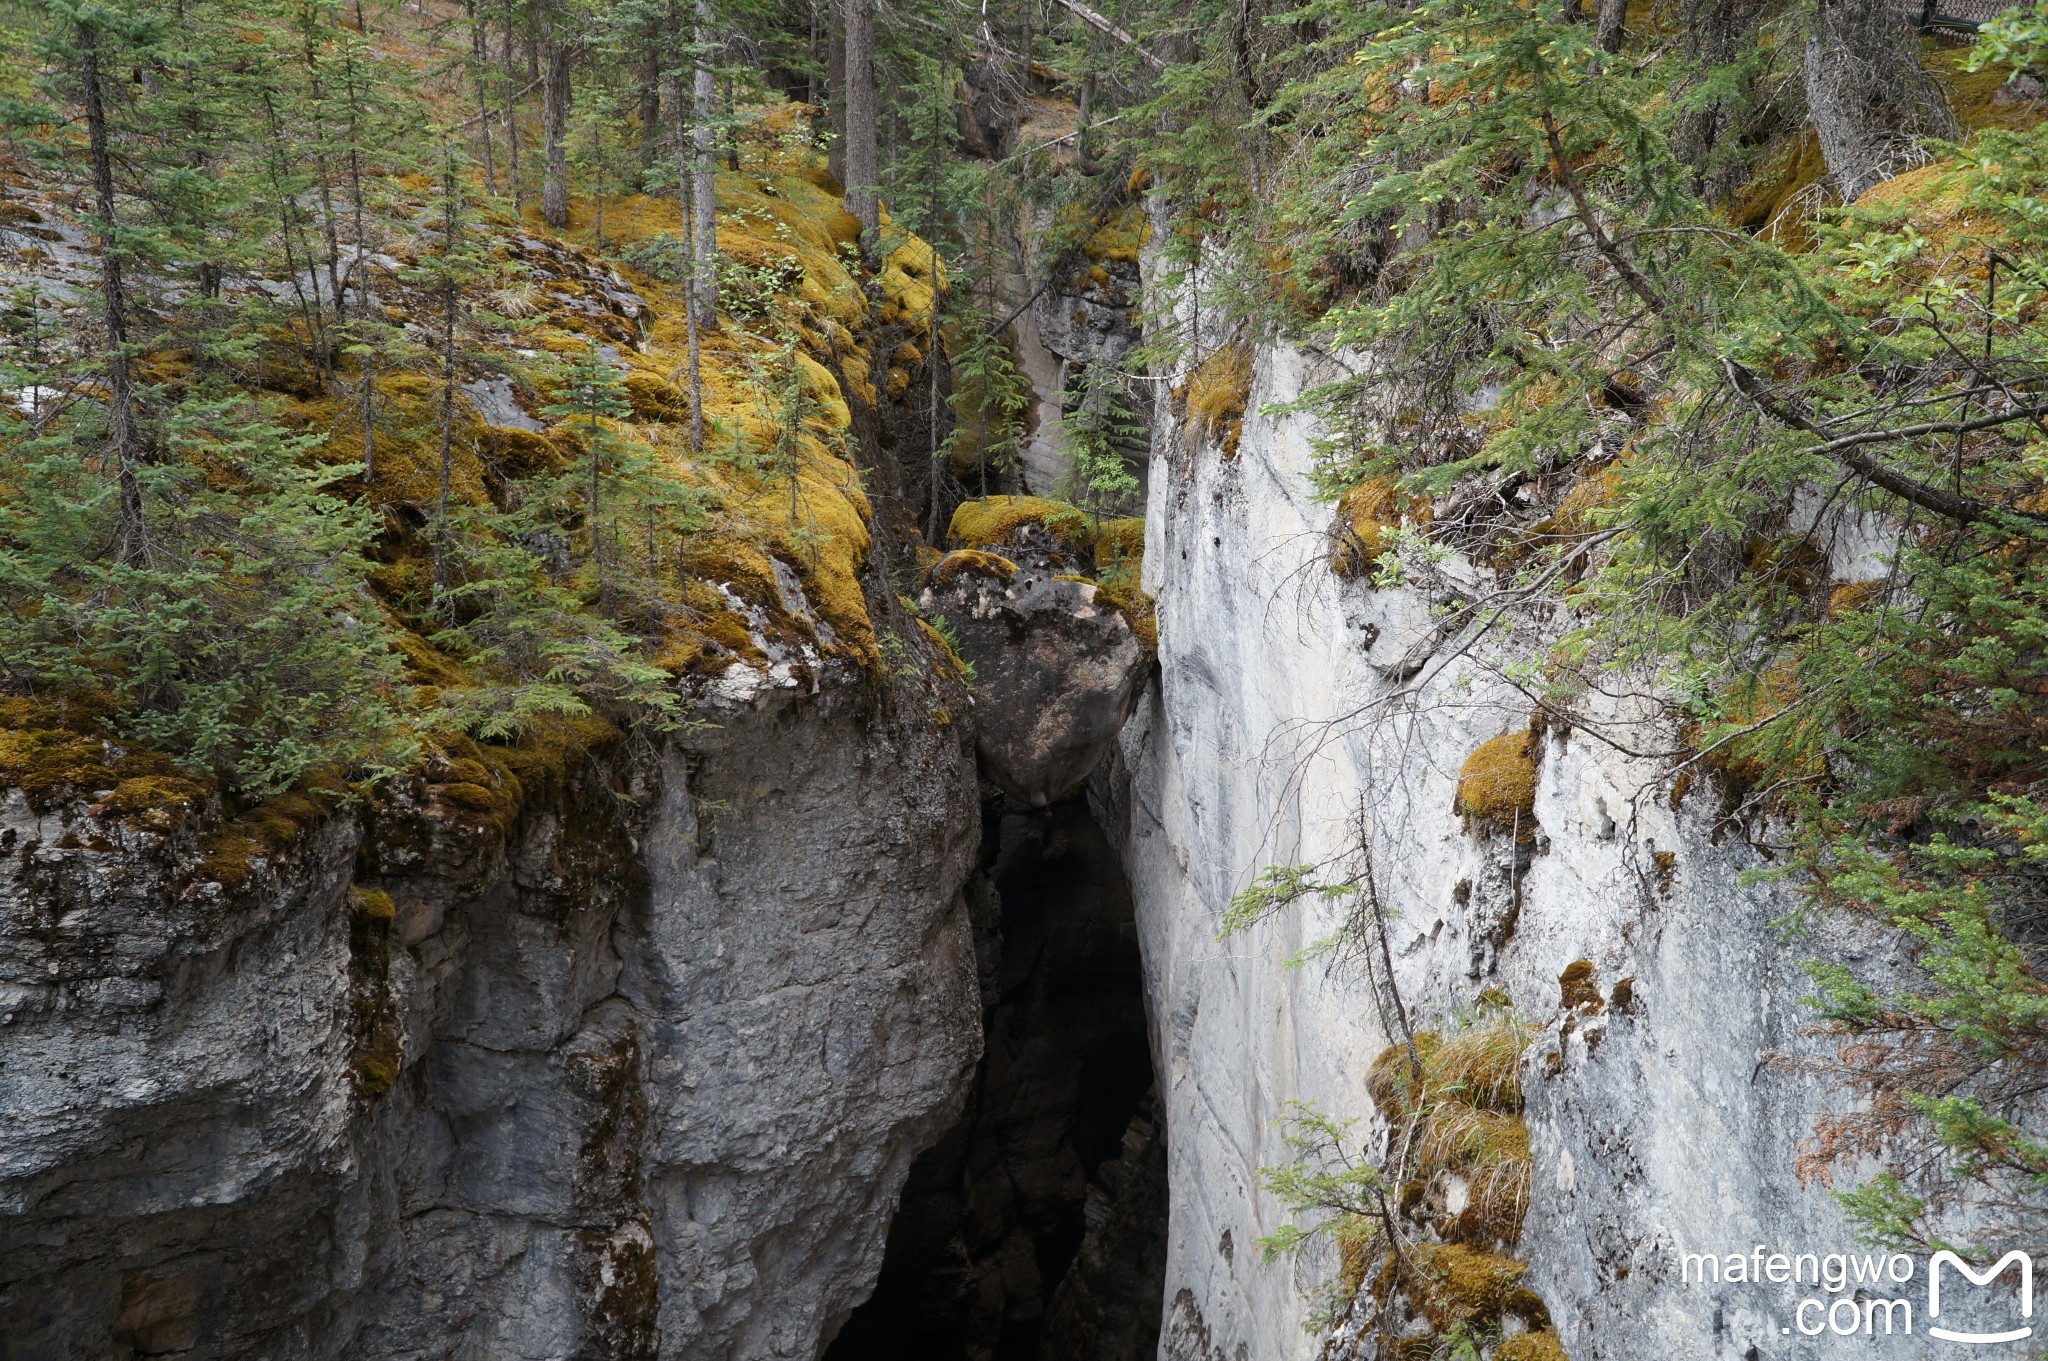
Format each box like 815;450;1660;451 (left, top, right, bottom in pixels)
1102;333;1930;1360
0;674;981;1360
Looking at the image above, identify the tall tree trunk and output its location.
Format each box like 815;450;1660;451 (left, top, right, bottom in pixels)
842;0;878;240
1596;0;1625;51
472;11;499;194
807;1;819;108
667;49;706;455
541;8;572;228
692;0;719;321
1074;74;1101;175
76;16;146;563
503;0;524;208
435;149;462;599
1804;0;1956;202
261;93;330;381
826;2;846;185
637;41;663;172
924;169;942;542
345;71;376;480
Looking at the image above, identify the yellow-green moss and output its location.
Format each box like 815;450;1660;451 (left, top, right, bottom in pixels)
1084;203;1153;264
1330;478;1426;580
623;369;686;421
1929;41;2046;136
0;698;115;809
1182;342;1251;457
1366;1012;1536;1246
1089;576;1158;653
1397;1243;1538;1334
493;712;618;801
92;772;209;830
1553;464;1623;536
0;698;218;829
1092;517;1145;562
930;548;1019;588
1496;1328;1570;1361
1455;728;1540;836
878;233;948;332
350;1051;399;1096
322;372;492;509
478;423;566;475
948;494;1071;549
197;782;343;888
912;617;974;682
352;886;397;922
1827;579;1883;616
1726;129;1830;245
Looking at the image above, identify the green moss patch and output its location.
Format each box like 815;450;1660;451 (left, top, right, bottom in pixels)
1455;727;1541;838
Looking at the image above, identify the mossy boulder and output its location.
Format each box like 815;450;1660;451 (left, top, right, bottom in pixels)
948;495;1073;551
928;549;1018;589
1455;728;1540;838
922;538;1150;806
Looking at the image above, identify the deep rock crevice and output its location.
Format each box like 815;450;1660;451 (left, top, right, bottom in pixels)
823;796;1166;1361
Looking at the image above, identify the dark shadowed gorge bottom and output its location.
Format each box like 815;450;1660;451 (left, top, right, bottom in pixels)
824;797;1167;1361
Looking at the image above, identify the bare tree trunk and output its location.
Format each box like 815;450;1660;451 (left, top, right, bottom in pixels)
340;44;378;482
668;46;706;455
1074;73;1101;175
1804;0;1956;202
843;0;878;240
76;16;146;563
541;8;572;228
435;147;462;598
500;0;523;207
1596;0;1625;51
826;2;846;185
637;42;664;173
693;0;719;320
807;0;819;108
472;13;499;194
924;167;942;542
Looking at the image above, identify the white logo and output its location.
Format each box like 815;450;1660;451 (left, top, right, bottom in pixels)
1928;1250;2034;1345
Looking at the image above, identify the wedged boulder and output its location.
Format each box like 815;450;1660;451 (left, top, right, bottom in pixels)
922;541;1150;805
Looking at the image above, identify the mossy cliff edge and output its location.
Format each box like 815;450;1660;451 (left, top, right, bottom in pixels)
0;93;989;1360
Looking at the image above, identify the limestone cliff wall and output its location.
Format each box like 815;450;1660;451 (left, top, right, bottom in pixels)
1102;338;1930;1360
0;674;980;1361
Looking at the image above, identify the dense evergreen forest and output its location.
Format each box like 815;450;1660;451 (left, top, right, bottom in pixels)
13;0;2048;1353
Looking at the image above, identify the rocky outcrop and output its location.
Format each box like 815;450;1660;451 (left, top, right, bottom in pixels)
924;531;1149;807
1105;331;1929;1359
0;672;981;1360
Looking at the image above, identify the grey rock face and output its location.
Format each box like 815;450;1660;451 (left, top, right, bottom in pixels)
1104;322;1939;1359
922;534;1149;808
0;678;981;1360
